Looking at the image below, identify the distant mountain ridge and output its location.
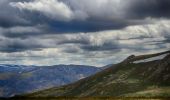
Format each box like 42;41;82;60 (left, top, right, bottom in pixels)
23;50;170;98
0;64;101;97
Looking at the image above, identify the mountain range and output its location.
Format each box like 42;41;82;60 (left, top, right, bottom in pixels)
20;50;170;98
0;64;101;97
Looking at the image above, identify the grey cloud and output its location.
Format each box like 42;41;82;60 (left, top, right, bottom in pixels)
0;0;170;66
0;19;170;53
8;0;170;34
81;42;120;52
0;26;46;39
0;0;169;36
57;20;170;54
127;0;170;19
0;38;45;53
0;0;30;28
11;0;170;21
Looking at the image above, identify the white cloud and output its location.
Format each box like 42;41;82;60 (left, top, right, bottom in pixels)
67;0;129;20
10;0;74;21
10;0;130;21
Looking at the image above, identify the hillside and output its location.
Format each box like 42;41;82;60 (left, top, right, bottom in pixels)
21;50;170;98
0;65;101;97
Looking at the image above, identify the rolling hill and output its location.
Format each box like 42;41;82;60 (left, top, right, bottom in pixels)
21;50;170;98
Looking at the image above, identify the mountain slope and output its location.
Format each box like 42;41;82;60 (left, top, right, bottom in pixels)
23;50;170;97
0;65;101;97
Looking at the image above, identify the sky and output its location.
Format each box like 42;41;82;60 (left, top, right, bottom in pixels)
0;0;170;67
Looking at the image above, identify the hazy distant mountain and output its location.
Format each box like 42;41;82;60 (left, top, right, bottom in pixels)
24;50;170;98
101;64;114;69
0;64;101;97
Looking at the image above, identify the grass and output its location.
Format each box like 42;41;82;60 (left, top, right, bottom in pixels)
21;72;33;78
22;63;152;97
0;73;14;80
123;87;170;97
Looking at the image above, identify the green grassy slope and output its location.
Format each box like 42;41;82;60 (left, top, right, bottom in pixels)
18;51;170;97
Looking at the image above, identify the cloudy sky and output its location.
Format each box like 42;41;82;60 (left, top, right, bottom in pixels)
0;0;170;67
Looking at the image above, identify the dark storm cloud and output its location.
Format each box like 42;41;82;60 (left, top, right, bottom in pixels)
81;42;120;52
0;0;51;29
0;25;47;39
0;1;27;28
0;45;41;53
0;38;45;53
49;20;129;33
128;0;170;19
57;37;90;45
7;0;170;34
2;31;40;39
0;44;42;53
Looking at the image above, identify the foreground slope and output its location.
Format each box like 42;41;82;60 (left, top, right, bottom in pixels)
21;51;170;97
